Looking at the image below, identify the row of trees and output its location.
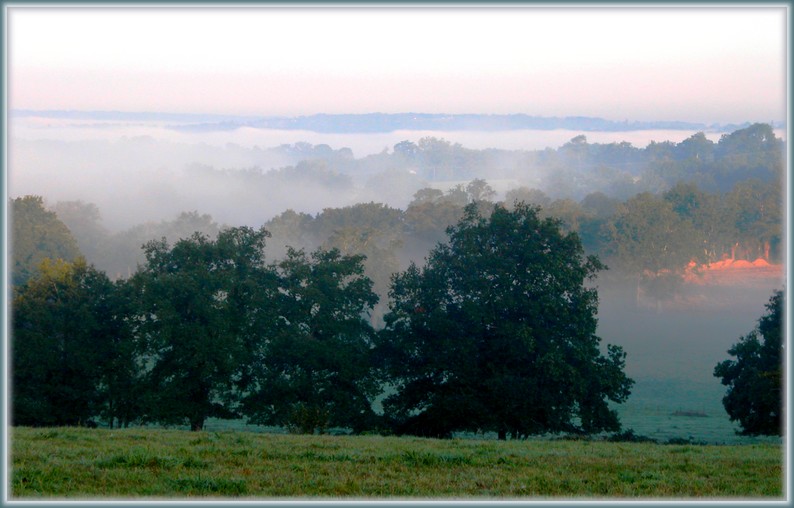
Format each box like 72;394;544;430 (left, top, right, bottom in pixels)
359;123;783;197
12;203;633;438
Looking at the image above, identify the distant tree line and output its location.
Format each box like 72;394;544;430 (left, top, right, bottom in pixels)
357;122;783;198
13;124;782;290
15;176;780;317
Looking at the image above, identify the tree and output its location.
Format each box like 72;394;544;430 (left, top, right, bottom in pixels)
131;226;275;431
410;188;444;205
605;192;700;305
542;198;587;233
106;210;223;280
714;290;783;436
96;277;146;429
714;123;784;188
404;194;465;247
11;195;82;285
265;209;319;260
52;200;110;270
379;203;633;439
12;258;115;426
662;182;723;262
242;248;380;434
504;187;551;210
363;168;426;209
674;132;714;162
466;178;496;203
724;179;782;261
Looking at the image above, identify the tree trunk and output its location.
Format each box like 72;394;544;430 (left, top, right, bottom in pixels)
190;416;205;432
498;430;507;441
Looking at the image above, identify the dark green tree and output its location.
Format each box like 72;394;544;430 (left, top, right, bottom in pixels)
131;226;275;431
714;290;783;436
12;258;115;426
96;277;145;429
242;248;380;434
379;203;633;439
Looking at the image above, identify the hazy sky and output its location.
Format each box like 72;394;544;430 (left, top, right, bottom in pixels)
6;5;788;124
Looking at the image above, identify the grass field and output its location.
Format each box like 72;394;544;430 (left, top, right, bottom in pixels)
10;426;783;499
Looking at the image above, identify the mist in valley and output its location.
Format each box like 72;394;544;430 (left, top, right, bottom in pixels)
13;117;785;231
8;115;786;442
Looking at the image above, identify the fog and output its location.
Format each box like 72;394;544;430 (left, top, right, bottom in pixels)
597;279;782;384
8;116;787;442
12;117;749;156
12;117;784;232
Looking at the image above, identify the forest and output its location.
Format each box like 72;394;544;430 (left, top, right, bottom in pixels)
8;122;785;438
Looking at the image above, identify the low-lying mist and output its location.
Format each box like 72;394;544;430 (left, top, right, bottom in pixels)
12;118;773;232
596;279;781;385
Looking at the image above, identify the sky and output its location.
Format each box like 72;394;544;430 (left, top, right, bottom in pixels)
5;5;789;124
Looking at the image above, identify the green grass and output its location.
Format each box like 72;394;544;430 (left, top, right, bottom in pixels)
612;378;782;446
10;427;783;499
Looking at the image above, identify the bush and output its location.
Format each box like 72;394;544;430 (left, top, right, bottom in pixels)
606;429;657;443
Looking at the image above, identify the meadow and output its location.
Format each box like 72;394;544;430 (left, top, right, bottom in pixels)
11;426;782;499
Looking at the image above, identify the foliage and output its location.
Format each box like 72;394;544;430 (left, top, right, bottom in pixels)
241;248;380;434
724;179;782;262
96;278;146;429
379;203;633;439
8;123;785;433
11;196;82;285
607;429;657;443
12;258;116;426
130;226;275;431
105;211;223;279
266;203;406;326
714;290;784;436
52;200;111;269
606;192;700;275
504;187;551;209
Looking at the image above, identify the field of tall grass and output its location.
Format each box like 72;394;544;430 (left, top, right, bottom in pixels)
11;426;782;499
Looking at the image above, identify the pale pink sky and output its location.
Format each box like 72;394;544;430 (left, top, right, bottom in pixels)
6;5;788;123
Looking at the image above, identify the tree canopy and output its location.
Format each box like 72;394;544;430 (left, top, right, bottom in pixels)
241;248;380;434
11;196;82;286
130;226;274;431
714;289;784;436
379;203;633;439
12;258;115;426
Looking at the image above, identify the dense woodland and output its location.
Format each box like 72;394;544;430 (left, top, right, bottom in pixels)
9;123;785;436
